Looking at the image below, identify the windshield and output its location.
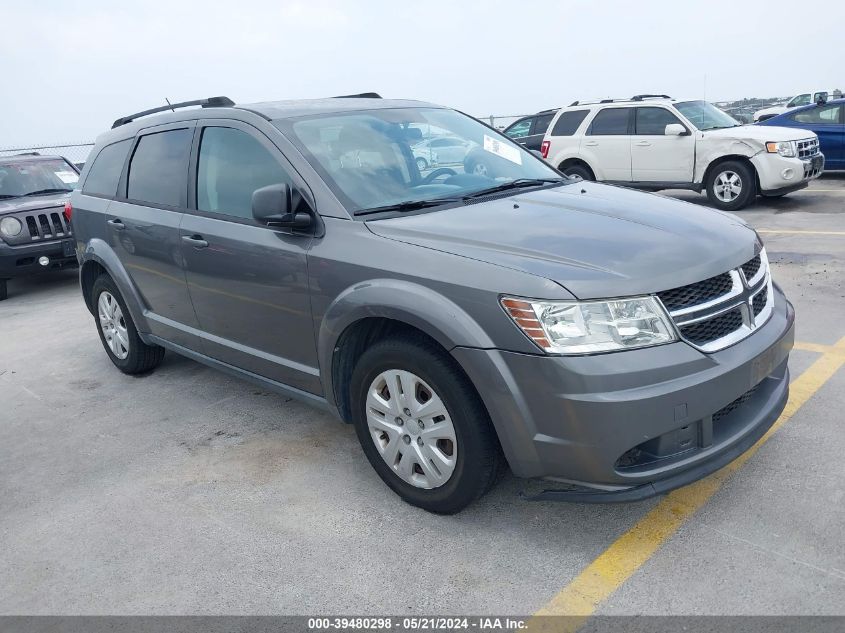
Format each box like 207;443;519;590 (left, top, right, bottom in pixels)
674;100;741;131
279;107;564;215
0;158;78;198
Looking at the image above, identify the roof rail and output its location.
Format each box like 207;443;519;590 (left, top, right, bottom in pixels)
631;94;672;101
333;92;382;99
569;98;631;107
111;96;235;129
14;151;41;156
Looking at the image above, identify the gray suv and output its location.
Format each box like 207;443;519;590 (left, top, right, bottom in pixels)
71;95;795;514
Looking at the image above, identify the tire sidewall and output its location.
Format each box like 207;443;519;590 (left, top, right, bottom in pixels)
350;340;491;513
707;160;755;210
562;164;592;181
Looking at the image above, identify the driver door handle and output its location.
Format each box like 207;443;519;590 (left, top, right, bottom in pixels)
182;234;209;249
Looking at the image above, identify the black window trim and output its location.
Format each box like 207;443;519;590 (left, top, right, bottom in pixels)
186;118;318;232
117;120;198;213
633;106;689;136
586;106;634;136
79;138;133;200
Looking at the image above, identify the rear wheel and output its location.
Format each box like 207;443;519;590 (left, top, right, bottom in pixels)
706;160;756;210
415;157;428;171
350;334;503;514
91;274;164;374
560;163;594;182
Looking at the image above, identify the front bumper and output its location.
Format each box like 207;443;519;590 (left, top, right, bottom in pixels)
0;238;77;278
752;151;824;194
452;284;795;498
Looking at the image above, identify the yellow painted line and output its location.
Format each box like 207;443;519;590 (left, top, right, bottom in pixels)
757;229;845;236
529;336;845;632
793;341;839;354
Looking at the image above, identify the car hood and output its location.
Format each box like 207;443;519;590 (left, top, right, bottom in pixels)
703;124;814;142
365;182;760;300
754;105;786;117
0;193;69;216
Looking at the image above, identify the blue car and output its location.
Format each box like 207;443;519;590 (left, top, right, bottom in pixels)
758;98;844;170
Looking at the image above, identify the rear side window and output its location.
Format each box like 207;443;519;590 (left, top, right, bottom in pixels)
635;107;683;135
551;110;589;136
127;129;192;207
197;127;293;220
587;108;630;135
82;140;131;197
533;113;555;135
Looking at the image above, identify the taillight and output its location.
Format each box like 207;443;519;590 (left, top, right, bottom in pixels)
63;201;73;222
540;140;550;159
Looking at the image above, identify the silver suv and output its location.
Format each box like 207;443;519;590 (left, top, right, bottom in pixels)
70;95;794;513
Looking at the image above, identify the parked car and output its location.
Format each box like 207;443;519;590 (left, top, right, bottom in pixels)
411;135;473;171
753;90;832;122
72;95;793;514
0;153;79;300
502;109;558;151
541;94;824;210
758;97;844;171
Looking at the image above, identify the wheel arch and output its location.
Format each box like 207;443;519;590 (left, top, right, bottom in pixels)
79;239;149;333
557;157;596;179
699;153;758;189
318;280;496;422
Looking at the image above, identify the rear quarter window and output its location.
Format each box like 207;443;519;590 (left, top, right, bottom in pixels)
82;139;132;198
550;110;590;136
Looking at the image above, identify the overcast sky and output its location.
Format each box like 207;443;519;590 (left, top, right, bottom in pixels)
2;0;843;147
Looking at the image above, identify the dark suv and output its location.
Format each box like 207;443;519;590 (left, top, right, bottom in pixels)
71;95;794;514
0;154;79;300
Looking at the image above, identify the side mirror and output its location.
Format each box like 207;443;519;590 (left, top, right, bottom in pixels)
665;123;688;136
252;183;312;229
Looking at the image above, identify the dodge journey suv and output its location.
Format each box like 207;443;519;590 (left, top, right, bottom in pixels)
71;95;794;514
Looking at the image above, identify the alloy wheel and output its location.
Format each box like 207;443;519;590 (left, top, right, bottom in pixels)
98;291;129;360
714;170;742;203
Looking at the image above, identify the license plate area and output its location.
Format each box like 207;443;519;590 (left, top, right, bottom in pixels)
62;239;75;257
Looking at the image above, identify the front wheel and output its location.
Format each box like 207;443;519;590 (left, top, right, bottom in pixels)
706;160;756;210
415;157;428;171
350;335;503;514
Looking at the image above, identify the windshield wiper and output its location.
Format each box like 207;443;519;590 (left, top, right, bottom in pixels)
462;178;564;199
355;197;463;217
0;194;20;199
22;188;72;197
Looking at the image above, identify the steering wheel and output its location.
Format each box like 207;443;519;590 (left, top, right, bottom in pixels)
420;167;457;185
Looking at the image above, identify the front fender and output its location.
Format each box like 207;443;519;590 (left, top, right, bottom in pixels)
694;137;762;184
317;279;496;408
80;238;150;334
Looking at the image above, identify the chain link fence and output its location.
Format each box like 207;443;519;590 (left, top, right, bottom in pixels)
0;143;94;167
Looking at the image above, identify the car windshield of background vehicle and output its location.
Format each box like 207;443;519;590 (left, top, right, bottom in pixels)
0;159;78;199
282;107;564;215
675;100;742;131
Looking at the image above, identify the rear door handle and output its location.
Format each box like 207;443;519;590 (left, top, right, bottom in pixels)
182;234;209;248
107;218;125;230
584;141;599;147
635;141;652;146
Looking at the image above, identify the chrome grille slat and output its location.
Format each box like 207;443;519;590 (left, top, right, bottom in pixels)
656;249;774;353
796;137;819;159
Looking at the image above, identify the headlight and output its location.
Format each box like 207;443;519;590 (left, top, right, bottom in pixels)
0;216;23;238
502;296;676;354
766;141;796;157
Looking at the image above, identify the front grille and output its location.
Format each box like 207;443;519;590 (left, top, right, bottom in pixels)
797;138;819;159
658;251;772;351
679;308;743;345
19;209;71;241
713;383;760;423
656;272;733;312
741;254;761;280
752;285;768;316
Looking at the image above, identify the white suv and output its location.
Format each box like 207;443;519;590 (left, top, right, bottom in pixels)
753;90;833;122
541;95;825;210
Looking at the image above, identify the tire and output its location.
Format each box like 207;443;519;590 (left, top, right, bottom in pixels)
560;163;594;182
706;160;756;211
467;158;492;178
91;274;164;374
415;157;428;171
350;334;503;514
0;279;7;301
